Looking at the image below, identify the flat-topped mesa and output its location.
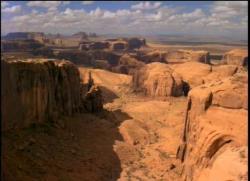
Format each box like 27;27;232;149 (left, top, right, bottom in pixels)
132;62;184;97
177;72;248;181
221;49;248;67
1;58;103;131
166;49;210;64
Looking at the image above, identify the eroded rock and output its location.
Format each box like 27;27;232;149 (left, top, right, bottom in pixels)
132;62;184;97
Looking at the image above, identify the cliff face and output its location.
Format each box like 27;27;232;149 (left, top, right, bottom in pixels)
1;59;103;131
177;72;248;181
166;50;210;64
221;49;248;67
132;62;184;97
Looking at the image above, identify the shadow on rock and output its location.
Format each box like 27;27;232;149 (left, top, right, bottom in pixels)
2;108;132;181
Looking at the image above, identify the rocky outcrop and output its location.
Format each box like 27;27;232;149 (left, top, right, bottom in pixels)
132;62;184;97
166;50;210;64
221;49;248;67
177;72;248;181
110;38;145;51
1;40;43;52
56;50;95;66
203;65;238;83
127;38;146;50
137;50;168;63
88;42;110;50
172;62;240;90
88;50;121;66
113;54;145;75
81;85;103;112
1;59;103;131
171;62;212;88
110;41;128;51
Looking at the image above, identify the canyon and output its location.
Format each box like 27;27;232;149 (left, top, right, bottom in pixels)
1;34;248;181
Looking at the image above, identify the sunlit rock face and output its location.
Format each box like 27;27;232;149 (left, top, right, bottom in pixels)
177;72;248;181
132;62;184;97
221;49;248;67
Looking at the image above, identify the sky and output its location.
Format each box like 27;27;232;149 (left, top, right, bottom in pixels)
1;1;248;40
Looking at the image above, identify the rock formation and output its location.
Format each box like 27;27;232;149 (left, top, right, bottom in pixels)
166;50;210;64
1;58;103;131
132;62;184;97
81;85;103;112
88;41;110;50
110;40;128;51
171;62;212;88
137;50;168;63
1;40;43;52
127;38;146;50
56;50;95;66
88;50;121;66
221;49;248;67
203;65;238;83
113;54;145;74
110;38;145;51
177;72;248;181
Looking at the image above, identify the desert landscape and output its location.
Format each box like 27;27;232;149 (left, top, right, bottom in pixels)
1;1;248;181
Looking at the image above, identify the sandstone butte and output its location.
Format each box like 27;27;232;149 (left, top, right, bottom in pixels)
1;58;103;131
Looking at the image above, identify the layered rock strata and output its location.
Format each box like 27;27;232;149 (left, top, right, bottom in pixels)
1;59;103;131
177;72;248;181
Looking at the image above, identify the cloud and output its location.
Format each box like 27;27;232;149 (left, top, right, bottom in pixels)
82;1;94;5
2;5;22;14
27;1;61;11
1;1;247;39
63;1;71;5
131;2;162;10
1;1;9;8
211;1;247;19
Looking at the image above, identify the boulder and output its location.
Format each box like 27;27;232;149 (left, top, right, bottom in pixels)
221;49;248;67
132;62;184;97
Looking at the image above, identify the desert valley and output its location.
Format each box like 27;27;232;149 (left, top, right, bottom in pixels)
1;1;248;181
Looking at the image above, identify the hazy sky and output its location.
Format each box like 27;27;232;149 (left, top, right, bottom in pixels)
1;1;248;40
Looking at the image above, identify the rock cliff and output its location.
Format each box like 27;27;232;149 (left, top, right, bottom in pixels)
221;49;248;67
1;58;103;131
166;50;210;64
177;72;248;181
